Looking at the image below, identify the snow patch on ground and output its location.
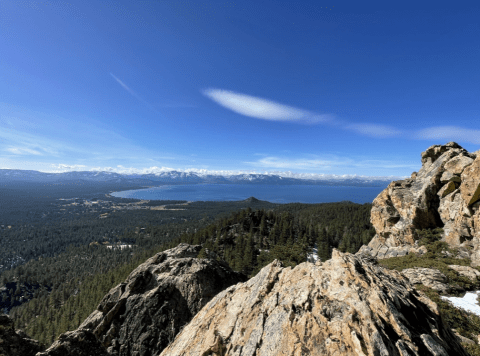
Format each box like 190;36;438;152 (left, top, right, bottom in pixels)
106;244;132;250
307;245;319;263
442;291;480;316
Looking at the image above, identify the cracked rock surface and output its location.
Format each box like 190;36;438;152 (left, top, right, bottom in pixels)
161;250;467;356
358;142;480;263
401;268;450;294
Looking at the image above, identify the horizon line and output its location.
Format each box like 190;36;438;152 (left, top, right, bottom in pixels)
0;167;408;181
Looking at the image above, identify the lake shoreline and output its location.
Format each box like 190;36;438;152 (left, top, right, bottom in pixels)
109;183;388;205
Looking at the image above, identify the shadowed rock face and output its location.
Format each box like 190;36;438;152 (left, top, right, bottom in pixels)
161;250;468;356
36;329;108;356
359;142;480;262
71;243;246;356
0;314;44;356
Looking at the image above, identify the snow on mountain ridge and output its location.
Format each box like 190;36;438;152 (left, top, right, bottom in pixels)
0;168;405;184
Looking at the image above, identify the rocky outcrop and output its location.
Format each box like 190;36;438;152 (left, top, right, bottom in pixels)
358;244;427;260
36;329;108;356
161;250;468;356
359;142;480;263
72;243;246;356
402;268;450;294
448;265;480;281
0;314;44;356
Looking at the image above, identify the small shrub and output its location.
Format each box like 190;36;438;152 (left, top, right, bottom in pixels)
415;285;480;341
464;344;480;356
415;227;444;245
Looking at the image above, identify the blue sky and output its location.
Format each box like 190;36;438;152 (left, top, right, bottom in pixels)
1;1;479;178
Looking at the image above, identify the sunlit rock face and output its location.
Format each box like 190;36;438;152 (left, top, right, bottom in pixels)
359;142;480;264
161;250;468;356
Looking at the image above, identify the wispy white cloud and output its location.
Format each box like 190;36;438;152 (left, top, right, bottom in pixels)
50;164;87;171
110;73;140;99
248;156;335;170
0;103;180;169
201;89;479;148
110;73;158;112
415;126;480;145
6;147;43;155
246;155;417;172
347;123;403;138
202;88;331;124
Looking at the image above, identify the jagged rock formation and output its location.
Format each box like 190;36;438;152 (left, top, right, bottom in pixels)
64;243;246;356
0;314;44;356
448;265;480;280
161;250;468;356
401;265;480;295
36;329;108;356
402;268;450;294
358;142;480;263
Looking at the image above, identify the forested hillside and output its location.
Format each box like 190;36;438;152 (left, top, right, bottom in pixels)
0;189;278;275
169;201;375;276
3;201;374;346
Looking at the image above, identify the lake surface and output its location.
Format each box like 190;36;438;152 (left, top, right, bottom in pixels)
110;184;389;204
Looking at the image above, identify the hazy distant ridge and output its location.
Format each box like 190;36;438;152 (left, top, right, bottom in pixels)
0;169;399;187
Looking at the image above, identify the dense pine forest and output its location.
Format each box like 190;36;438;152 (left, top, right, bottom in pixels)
168;201;375;276
2;199;374;346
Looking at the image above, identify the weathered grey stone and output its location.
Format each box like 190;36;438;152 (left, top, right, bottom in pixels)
440;171;461;184
77;243;246;356
420;142;464;167
162;250;468;356
448;265;480;281
438;181;456;198
357;244;426;260
461;156;480;207
455;333;476;345
402;268;450;294
0;314;44;356
444;155;474;175
36;329;108;356
364;142;480;263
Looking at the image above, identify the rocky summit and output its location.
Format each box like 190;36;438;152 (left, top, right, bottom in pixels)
161;250;467;356
0;314;44;356
359;142;480;263
38;243;246;356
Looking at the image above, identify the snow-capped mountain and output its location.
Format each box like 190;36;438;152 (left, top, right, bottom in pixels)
0;169;397;187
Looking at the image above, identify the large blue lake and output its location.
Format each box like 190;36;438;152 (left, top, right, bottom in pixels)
110;184;388;204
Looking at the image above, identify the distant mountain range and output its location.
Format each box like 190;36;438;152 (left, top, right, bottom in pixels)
0;169;397;187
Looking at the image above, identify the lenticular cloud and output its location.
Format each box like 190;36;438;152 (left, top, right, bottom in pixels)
202;88;329;124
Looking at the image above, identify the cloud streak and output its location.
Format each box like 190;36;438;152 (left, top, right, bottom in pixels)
110;73;158;112
246;155;418;172
6;147;43;155
202;88;479;146
415;126;480;145
202;88;331;124
347;123;403;138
